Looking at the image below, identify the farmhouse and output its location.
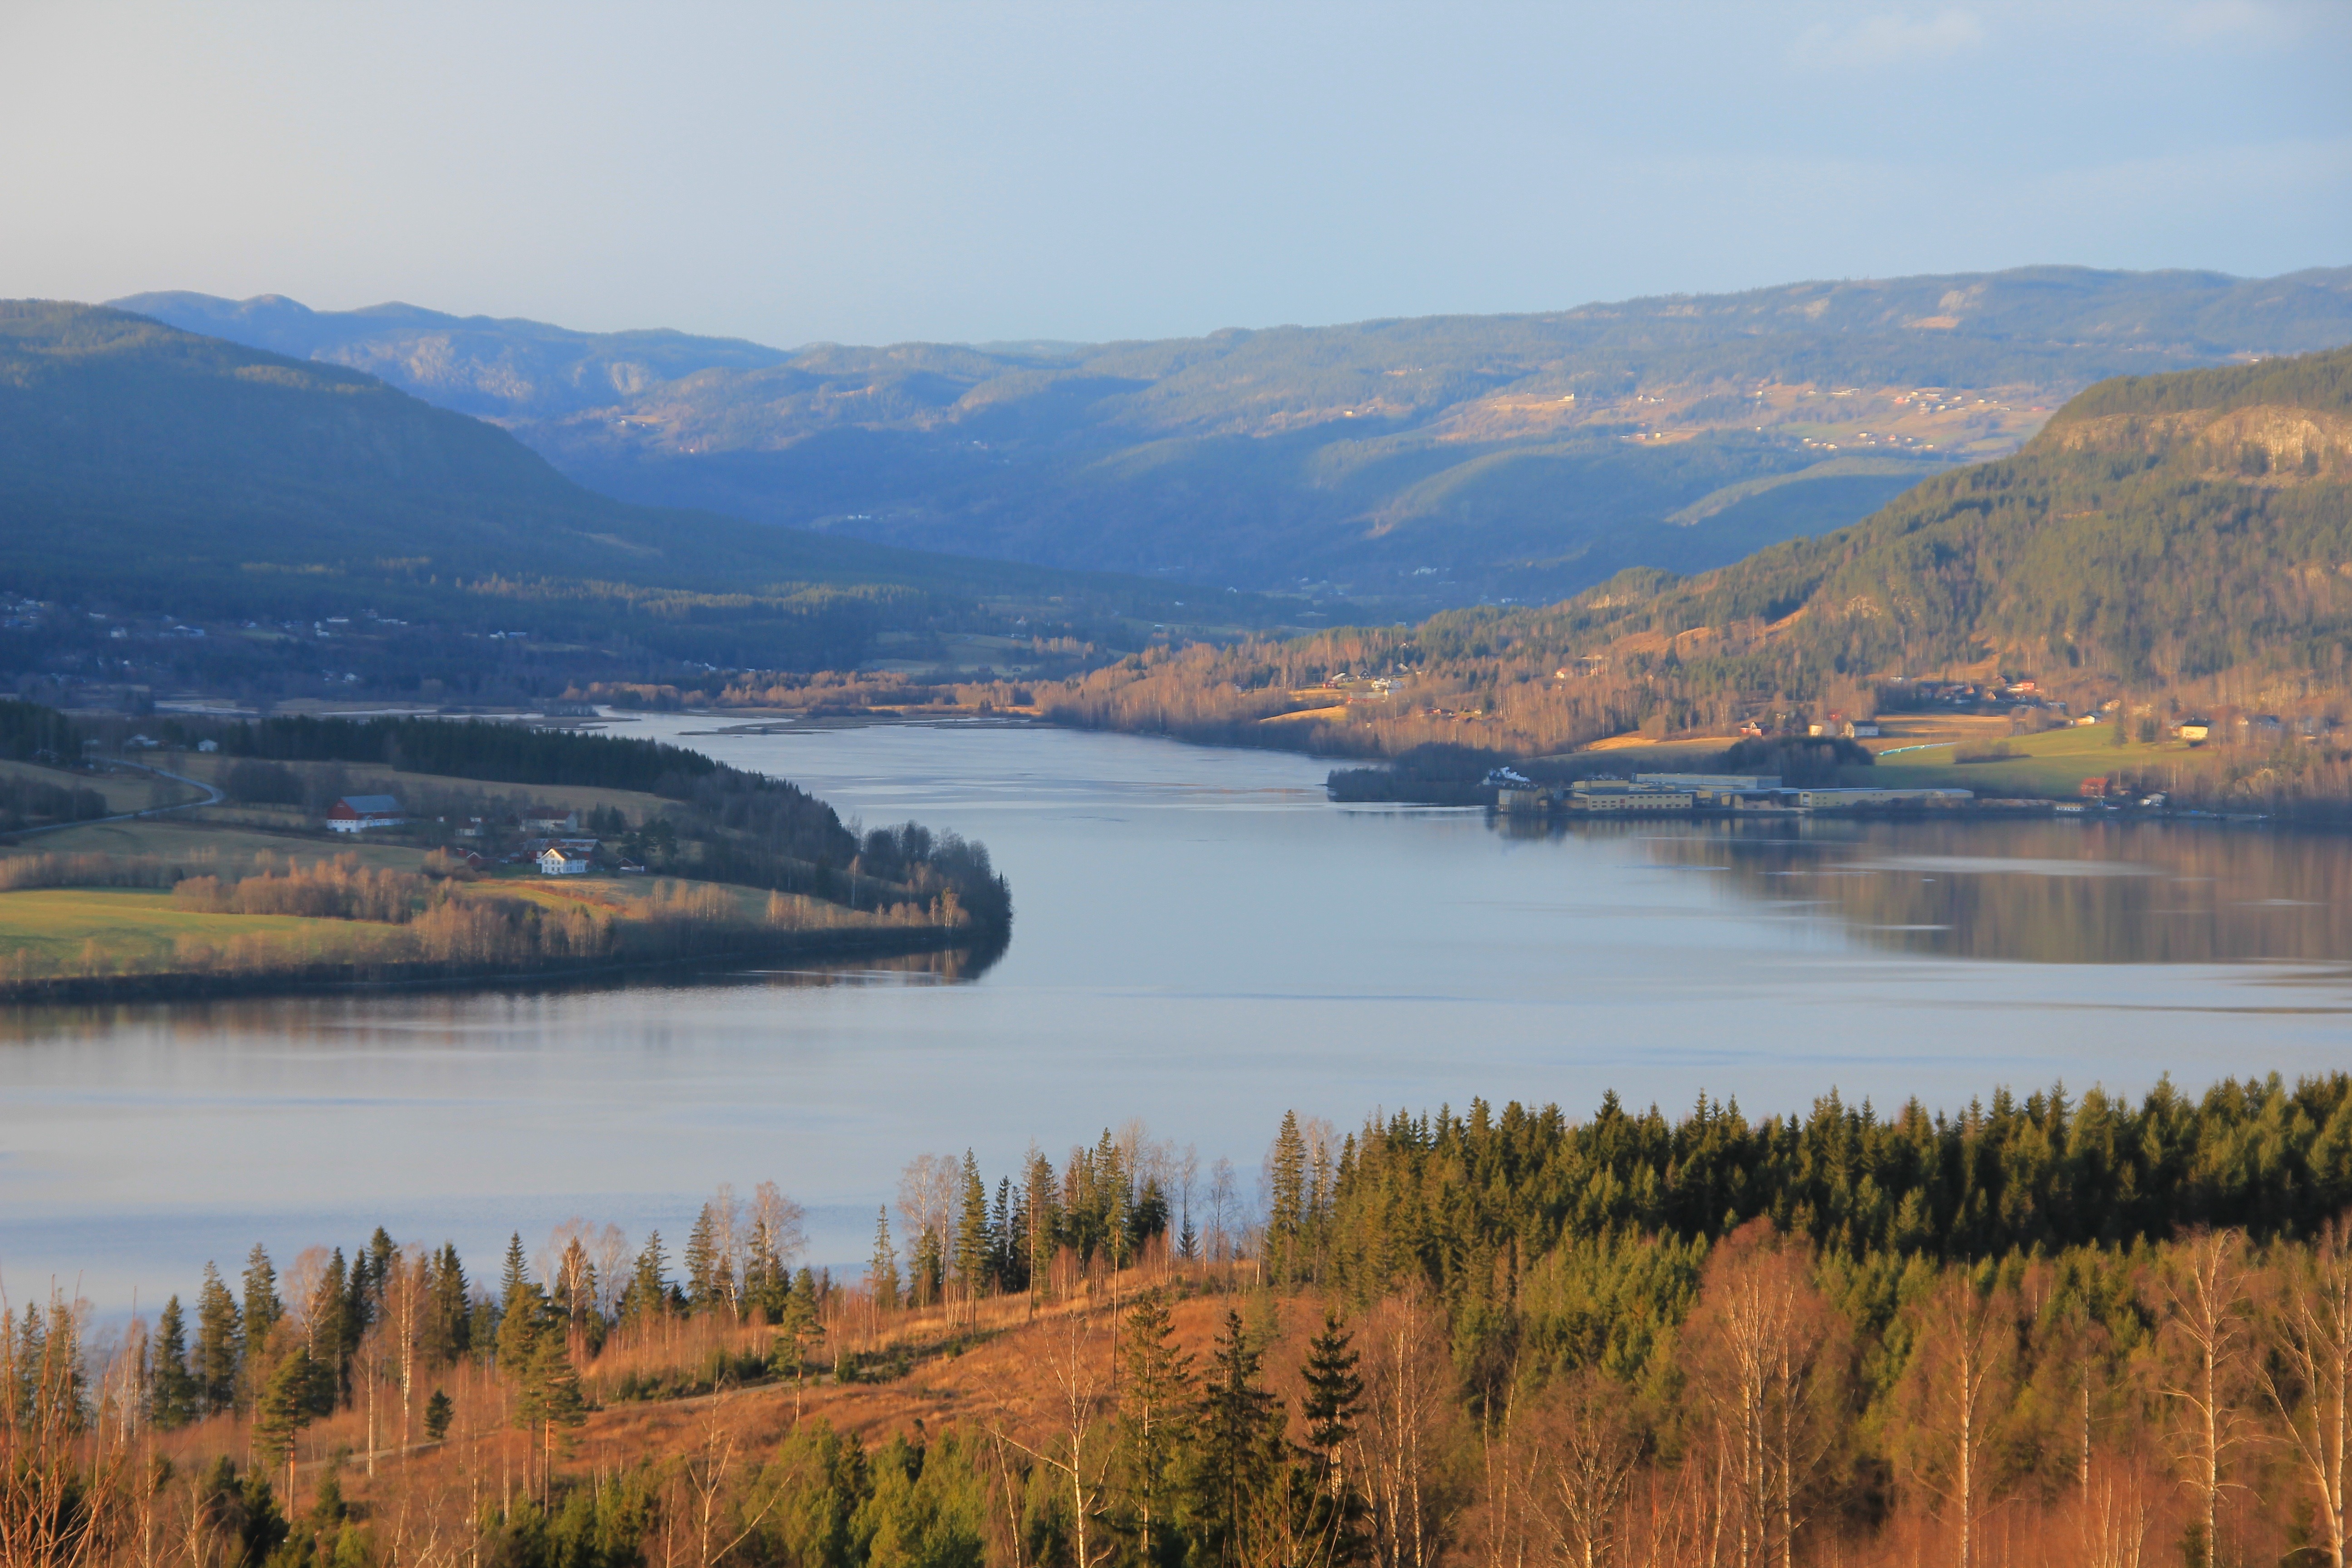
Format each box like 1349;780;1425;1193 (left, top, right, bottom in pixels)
536;846;590;876
324;794;406;833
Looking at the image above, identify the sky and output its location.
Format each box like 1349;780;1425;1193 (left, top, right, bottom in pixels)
4;0;2349;348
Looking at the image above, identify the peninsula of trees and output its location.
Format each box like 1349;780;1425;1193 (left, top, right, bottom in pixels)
0;704;1009;999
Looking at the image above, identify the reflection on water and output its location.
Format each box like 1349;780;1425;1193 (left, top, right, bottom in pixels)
0;945;989;1048
1498;815;2352;965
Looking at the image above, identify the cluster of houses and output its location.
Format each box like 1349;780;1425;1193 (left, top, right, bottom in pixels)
1494;772;1974;816
322;797;642;875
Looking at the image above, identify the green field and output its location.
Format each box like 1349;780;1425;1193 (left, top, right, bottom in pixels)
1860;724;2210;796
0;887;403;971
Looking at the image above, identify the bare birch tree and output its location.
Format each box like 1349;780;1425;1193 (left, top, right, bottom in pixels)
1529;1370;1642;1568
2260;1220;2352;1568
1681;1220;1836;1568
2152;1229;2256;1568
1357;1289;1457;1568
990;1310;1117;1568
1900;1276;2014;1568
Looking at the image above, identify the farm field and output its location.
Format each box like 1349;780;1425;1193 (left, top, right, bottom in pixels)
0;887;404;970
0;756;200;815
1861;720;2217;796
1;816;426;869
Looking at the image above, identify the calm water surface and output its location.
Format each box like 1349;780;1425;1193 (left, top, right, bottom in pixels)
6;717;2351;1307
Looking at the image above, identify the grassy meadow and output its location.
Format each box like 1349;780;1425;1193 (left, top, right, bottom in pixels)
0;886;405;972
1857;716;2215;796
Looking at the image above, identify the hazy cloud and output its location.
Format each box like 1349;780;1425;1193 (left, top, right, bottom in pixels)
2167;0;2337;46
1791;8;1985;68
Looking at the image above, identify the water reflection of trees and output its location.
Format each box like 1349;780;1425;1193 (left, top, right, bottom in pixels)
1497;814;2352;964
0;941;999;1042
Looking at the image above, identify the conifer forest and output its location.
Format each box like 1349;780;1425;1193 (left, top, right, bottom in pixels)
11;1076;2352;1568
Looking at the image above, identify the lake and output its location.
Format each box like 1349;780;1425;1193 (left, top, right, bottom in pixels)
5;717;2350;1311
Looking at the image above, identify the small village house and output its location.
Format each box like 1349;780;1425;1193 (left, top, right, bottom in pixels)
536;846;589;876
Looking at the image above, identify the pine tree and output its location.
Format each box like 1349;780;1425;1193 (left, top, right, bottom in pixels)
1118;1290;1197;1568
194;1264;240;1417
152;1294;198;1431
1193;1308;1286;1568
423;1389;453;1442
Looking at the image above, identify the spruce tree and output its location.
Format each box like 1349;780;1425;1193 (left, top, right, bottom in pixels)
431;1243;471;1358
991;1177;1019;1292
625;1230;671;1325
152;1294;198;1431
498;1233;532;1315
1269;1112;1307;1284
1296;1312;1367;1567
253;1345;315;1480
953;1151;990;1308
366;1227;395;1310
1192;1308;1286;1568
309;1250;349;1414
240;1245;282;1407
743;1215;786;1321
682;1204;718;1311
524;1329;585;1440
423;1388;453;1443
1024;1149;1060;1301
194;1264;241;1417
1118;1290;1196;1568
495;1258;550;1378
867;1208;902;1313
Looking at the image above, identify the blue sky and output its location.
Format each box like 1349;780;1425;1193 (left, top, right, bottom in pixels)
5;0;2347;346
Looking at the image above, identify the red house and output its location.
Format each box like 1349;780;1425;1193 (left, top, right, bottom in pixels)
325;794;406;833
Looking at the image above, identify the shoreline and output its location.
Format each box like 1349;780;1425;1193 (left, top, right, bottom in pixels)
0;921;994;1007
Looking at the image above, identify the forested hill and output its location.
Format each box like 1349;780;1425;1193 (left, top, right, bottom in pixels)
1508;342;2352;704
0;303;1231;672
118;267;2352;609
1018;343;2352;764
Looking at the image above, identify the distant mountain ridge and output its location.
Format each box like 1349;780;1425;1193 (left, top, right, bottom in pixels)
117;267;2352;610
0;302;1213;674
108;291;794;421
